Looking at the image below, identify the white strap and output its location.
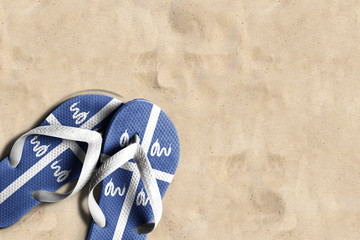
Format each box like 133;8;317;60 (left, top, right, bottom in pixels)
10;125;102;202
88;136;162;234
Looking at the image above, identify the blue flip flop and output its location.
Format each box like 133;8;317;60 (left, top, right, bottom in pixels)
0;94;122;228
87;99;180;240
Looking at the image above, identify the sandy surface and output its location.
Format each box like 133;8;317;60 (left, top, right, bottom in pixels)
1;0;360;239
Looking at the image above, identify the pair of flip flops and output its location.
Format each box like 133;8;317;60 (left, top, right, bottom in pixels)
0;94;180;239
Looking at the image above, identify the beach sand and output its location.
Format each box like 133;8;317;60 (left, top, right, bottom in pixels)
1;0;360;239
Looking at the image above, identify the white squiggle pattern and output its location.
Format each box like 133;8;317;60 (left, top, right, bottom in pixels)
70;101;90;125
51;160;71;183
119;129;129;148
105;178;126;197
150;139;171;157
136;188;150;207
30;136;51;157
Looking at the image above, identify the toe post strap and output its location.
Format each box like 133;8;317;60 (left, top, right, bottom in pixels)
89;136;162;234
10;125;103;202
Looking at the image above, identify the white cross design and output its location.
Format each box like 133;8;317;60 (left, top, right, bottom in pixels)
0;98;122;205
111;105;173;239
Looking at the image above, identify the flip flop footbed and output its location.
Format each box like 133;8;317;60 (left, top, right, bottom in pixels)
0;94;122;228
88;99;180;240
